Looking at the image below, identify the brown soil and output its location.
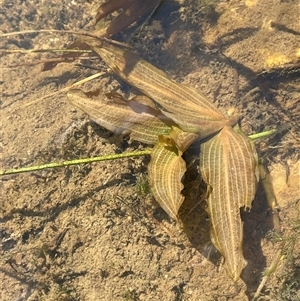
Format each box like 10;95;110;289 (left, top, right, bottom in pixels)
1;1;299;300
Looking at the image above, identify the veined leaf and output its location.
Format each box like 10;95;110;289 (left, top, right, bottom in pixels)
86;40;237;135
199;125;259;280
161;110;237;139
67;89;172;145
148;126;199;220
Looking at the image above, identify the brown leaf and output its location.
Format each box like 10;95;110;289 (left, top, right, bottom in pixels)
199;125;259;280
148;126;199;220
67;89;172;145
95;0;161;38
43;0;161;70
87;40;238;136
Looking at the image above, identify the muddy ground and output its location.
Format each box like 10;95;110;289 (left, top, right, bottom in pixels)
1;0;299;300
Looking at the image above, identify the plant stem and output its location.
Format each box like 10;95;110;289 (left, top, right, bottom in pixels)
249;129;277;140
0;150;152;176
0;129;276;176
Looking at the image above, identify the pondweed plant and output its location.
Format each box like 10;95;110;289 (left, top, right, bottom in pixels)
1;30;278;280
1;29;279;284
1;1;298;299
66;37;260;280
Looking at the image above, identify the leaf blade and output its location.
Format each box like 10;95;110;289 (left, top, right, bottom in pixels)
148;127;199;220
200;125;259;280
67;89;171;145
86;40;237;135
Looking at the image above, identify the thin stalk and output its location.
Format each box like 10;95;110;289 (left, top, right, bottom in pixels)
0;49;92;54
0;129;276;177
249;129;277;140
0;150;152;176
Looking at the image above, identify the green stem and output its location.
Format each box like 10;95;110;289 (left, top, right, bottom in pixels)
0;150;152;176
0;129;276;176
249;129;277;140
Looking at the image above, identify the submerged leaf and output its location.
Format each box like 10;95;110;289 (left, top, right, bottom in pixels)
199;125;259;280
86;40;238;135
67;89;172;145
148;126;199;220
95;0;161;38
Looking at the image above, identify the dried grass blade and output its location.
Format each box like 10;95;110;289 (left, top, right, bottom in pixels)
148;127;199;220
67;89;171;145
200;125;259;280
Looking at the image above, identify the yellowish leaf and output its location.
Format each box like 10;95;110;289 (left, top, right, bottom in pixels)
67;89;171;145
199;125;259;280
86;40;238;135
148;126;199;220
